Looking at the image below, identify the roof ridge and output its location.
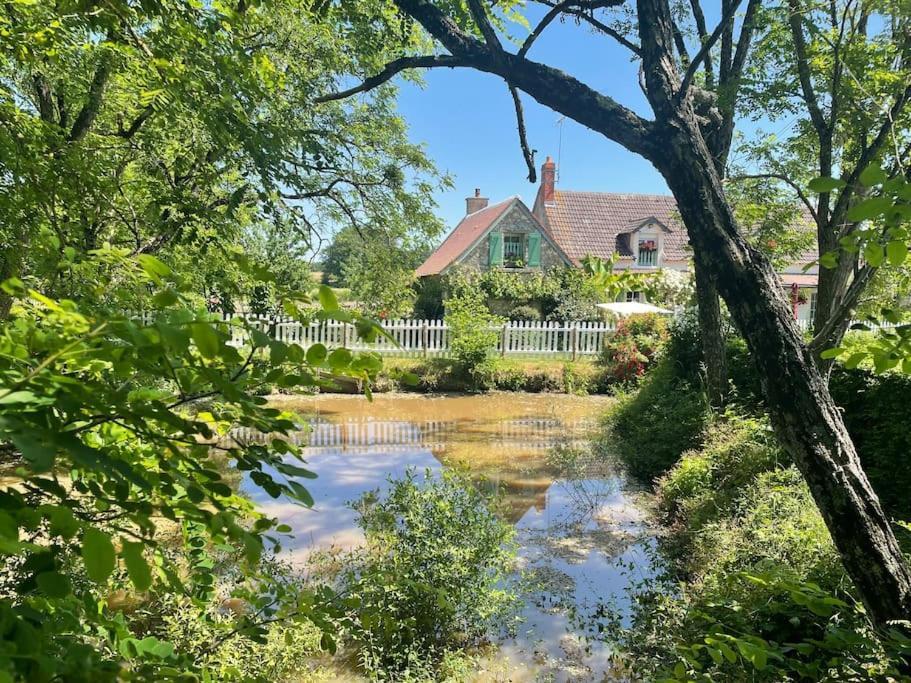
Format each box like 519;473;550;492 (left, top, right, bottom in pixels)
555;189;675;200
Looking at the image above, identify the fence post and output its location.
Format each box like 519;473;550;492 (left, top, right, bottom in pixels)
500;323;508;357
422;321;429;358
571;323;578;361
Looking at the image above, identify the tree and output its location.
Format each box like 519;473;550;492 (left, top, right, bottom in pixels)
316;0;911;629
731;0;911;367
0;0;443;316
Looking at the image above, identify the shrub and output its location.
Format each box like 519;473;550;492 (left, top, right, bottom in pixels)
829;367;911;520
599;313;669;382
608;358;711;483
508;304;542;321
658;414;787;534
624;468;890;682
445;289;503;380
338;471;517;678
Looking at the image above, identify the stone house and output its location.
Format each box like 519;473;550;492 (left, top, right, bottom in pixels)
416;157;819;323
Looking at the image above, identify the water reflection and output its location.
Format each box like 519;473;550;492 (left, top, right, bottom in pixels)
238;393;656;682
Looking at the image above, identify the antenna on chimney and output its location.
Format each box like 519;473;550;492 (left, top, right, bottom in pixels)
555;115;566;184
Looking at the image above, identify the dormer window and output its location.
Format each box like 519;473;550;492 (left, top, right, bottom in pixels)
638;238;658;266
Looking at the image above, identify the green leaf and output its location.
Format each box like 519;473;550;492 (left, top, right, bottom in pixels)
190;322;220;359
36;571;72;598
0;390;38;405
327;347;352;371
152;288;179;308
121;541;152;591
819;251;839;269
819;347;843;360
858;164;888;187
82;528;116;583
306;343;328;365
844;352;868;369
136;254;172;281
808;177;845;193
864;241;884;267
886;240;908;267
287;481;315;507
847;196;893;222
318;285;339;311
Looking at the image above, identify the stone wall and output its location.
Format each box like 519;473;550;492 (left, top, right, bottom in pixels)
455;204;567;273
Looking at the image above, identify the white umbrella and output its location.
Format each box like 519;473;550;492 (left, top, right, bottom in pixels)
596;301;673;317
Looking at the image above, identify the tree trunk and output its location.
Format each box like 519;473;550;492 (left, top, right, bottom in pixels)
654;118;911;628
693;252;728;407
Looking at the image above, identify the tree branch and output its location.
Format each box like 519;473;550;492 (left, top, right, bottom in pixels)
788;0;828;136
69;57;112;142
533;0;641;54
314;55;469;103
687;0;714;87
678;0;744;97
831;81;911;233
392;0;655;157
809;262;876;352
728;173;819;223
509;86;537;182
466;0;502;50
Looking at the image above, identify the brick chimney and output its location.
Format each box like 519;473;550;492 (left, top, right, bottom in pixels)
541;156;556;204
465;188;489;214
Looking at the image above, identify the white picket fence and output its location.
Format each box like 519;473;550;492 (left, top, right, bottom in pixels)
222;316;616;359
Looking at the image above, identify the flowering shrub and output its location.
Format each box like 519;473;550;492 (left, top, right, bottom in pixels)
599;313;669;382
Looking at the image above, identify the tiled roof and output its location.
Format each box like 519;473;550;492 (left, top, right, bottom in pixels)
415;198;515;277
780;272;819;287
536;191;691;263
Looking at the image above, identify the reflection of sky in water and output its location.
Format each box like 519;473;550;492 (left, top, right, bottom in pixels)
239;394;656;682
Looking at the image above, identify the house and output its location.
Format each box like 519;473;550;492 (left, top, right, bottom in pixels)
415;156;819;323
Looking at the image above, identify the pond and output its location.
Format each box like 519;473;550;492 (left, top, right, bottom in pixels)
241;393;659;682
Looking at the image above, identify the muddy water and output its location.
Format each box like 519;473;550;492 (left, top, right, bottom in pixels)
241;393;658;682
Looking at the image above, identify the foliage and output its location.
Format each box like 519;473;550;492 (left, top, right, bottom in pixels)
156;554;335;682
607;358;711;483
336;471;517;679
443;266;602;322
598;313;669;382
445;288;503;379
343;236;425;319
657;414;787;535
626;459;911;681
0;247;385;679
829;368;911;520
507;304;542;321
0;0;444;314
640;269;695;309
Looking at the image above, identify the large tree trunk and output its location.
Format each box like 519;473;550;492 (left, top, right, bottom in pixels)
654;117;911;627
693;251;728;407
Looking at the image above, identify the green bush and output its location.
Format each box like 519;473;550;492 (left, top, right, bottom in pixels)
830;368;911;520
624;466;889;681
445;289;503;381
658;414;787;534
338;471;517;678
608;358;711;483
508;304;542;321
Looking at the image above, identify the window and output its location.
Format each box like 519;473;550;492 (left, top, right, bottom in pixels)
809;292;818;321
626;291;642;302
503;233;525;268
637;238;658;266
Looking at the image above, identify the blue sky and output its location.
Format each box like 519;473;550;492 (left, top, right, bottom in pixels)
394;8;670;230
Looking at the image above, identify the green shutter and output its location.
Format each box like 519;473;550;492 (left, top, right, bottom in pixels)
527;232;541;266
488;232;503;266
